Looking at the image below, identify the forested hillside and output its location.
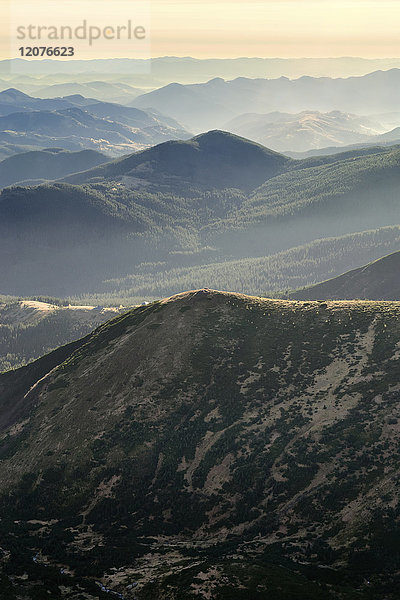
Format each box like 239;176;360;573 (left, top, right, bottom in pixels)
292;250;400;300
0;148;108;188
0;300;123;372
1;131;400;300
94;226;400;302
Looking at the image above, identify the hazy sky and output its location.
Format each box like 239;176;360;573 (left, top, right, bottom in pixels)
150;0;400;58
2;0;400;59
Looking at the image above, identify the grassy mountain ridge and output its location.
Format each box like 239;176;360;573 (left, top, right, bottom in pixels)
0;300;124;372
0;334;89;430
2;221;399;367
1;289;400;598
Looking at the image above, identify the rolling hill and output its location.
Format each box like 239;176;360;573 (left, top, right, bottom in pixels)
1;290;400;598
63;130;292;190
291;250;400;301
0;299;124;372
0;140;40;162
2;131;400;298
0;106;190;156
0;89;191;156
0;148;108;188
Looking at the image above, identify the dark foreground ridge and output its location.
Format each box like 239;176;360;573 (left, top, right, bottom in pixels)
1;289;400;599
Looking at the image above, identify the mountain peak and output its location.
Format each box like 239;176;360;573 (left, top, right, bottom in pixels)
161;287;252;306
63;130;291;191
205;77;226;85
0;87;32;100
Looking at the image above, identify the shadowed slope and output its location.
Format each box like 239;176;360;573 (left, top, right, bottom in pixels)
292;250;400;300
1;289;400;597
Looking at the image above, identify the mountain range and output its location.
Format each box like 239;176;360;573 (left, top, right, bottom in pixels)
131;69;400;133
4;70;400;154
224;110;384;153
31;80;144;104
0;88;80;115
4;56;400;82
0;78;145;104
0;89;190;156
1;289;400;598
2;130;400;298
2;55;400;600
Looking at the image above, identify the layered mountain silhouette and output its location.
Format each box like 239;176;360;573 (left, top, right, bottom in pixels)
131;69;400;132
0;89;190;156
0;87;85;115
2;130;400;297
33;80;143;104
4;56;400;81
224;110;383;153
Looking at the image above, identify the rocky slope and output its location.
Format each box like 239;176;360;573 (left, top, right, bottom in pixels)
1;289;400;598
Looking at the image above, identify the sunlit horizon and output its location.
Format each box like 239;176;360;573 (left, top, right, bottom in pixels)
2;0;400;61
